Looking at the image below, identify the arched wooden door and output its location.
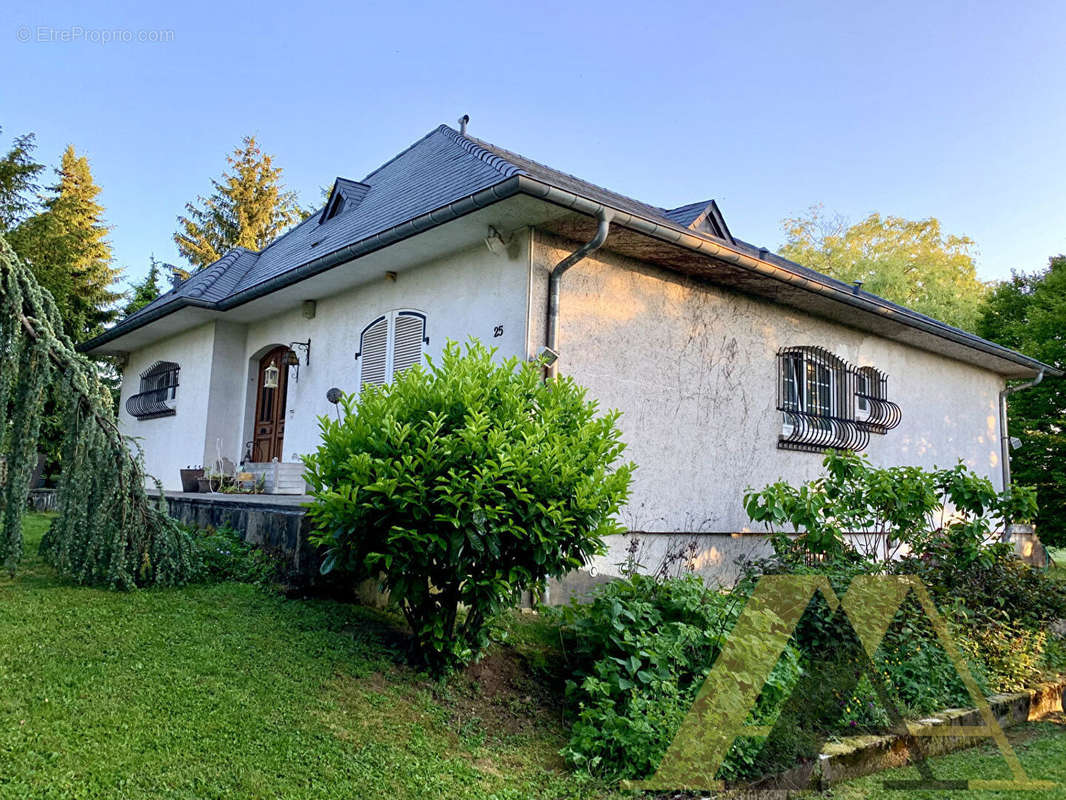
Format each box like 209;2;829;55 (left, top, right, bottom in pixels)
252;347;290;462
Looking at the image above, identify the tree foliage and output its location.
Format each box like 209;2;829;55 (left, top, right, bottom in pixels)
0;126;44;232
123;257;164;316
174;136;303;270
8;146;122;341
779;206;988;331
303;340;634;671
0;236;196;587
977;256;1066;546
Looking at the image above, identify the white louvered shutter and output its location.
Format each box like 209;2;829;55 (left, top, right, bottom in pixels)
359;317;389;388
391;313;425;377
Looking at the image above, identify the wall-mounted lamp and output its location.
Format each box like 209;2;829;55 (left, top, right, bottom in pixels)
484;225;509;255
263;360;280;389
287;339;311;382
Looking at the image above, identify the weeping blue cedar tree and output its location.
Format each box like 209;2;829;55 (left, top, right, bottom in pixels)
0;236;195;587
303;340;634;671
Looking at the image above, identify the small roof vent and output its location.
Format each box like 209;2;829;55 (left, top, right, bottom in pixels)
320;177;371;224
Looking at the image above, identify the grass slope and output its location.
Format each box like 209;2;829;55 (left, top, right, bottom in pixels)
0;514;615;800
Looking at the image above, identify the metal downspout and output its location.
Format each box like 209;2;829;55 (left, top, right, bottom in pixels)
545;211;612;378
999;368;1045;541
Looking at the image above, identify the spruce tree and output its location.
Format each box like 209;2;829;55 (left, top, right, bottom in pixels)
9;146;122;341
174;136;303;269
0;127;44;233
123;257;164;316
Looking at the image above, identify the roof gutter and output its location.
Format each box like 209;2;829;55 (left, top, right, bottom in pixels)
545;211;612;378
998;368;1046;540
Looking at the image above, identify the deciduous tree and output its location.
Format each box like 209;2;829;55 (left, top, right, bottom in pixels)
977;256;1066;547
779;206;988;331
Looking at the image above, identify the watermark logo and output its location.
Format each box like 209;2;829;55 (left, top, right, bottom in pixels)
632;574;1054;794
16;26;175;44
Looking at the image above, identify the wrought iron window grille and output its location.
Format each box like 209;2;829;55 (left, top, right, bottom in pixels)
127;361;179;420
777;347;901;453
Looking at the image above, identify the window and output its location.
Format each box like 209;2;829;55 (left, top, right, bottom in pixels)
127;361;180;420
356;311;427;388
777;349;902;452
778;347;866;453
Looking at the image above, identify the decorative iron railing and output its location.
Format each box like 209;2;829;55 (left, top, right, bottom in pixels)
779;409;871;453
126;384;178;420
856;393;902;435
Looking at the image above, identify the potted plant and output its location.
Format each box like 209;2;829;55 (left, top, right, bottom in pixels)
180;465;204;493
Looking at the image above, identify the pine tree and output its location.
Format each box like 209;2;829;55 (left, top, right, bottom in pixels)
8;146;122;341
0;127;44;233
174;136;303;269
123;257;164;316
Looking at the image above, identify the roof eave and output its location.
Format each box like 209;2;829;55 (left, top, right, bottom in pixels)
511;174;1060;379
82;167;1059;379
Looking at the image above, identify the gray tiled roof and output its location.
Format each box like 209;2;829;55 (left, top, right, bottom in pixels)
105;124;712;333
662;200;714;227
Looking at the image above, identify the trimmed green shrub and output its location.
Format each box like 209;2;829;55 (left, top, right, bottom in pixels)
303;340;633;672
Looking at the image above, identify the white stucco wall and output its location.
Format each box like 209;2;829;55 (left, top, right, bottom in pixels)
117;322;219;487
530;232;1006;536
118;236;532;488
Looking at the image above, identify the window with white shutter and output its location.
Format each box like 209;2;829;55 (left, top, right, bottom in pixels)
391;312;426;376
358;316;389;388
356;310;427;389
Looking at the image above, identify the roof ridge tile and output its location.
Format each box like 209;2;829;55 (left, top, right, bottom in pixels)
436;126;526;178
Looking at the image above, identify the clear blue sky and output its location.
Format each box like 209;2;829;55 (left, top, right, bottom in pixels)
4;0;1066;293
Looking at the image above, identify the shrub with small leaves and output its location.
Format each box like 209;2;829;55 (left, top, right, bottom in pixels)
303;340;633;672
191;525;276;585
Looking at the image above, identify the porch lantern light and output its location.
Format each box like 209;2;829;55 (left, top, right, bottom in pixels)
285;343;308;383
263;360;280;389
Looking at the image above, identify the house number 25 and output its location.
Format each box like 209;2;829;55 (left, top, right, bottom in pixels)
493;325;504;338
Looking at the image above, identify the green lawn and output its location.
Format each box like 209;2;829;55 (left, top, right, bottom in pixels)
0;514;615;800
832;714;1066;799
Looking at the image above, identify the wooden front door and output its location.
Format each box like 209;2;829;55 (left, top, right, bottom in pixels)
252;347;290;462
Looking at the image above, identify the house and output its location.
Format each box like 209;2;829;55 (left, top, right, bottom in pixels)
81;122;1059;588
